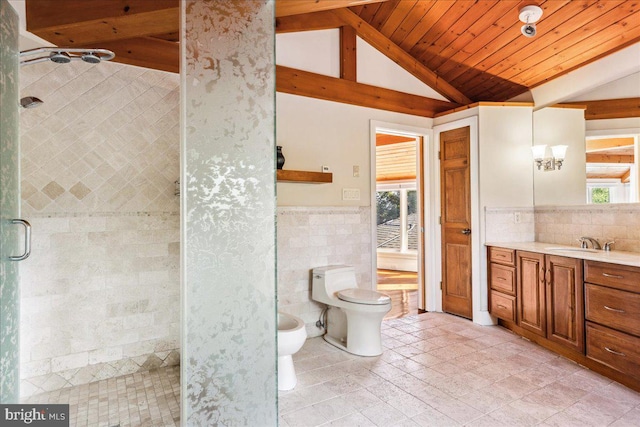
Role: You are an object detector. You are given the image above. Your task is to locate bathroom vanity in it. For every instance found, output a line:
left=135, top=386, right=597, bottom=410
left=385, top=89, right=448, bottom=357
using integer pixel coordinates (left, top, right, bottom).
left=486, top=242, right=640, bottom=392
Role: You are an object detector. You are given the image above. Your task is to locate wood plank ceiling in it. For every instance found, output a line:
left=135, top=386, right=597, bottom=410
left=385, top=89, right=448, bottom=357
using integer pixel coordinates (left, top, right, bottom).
left=24, top=0, right=640, bottom=117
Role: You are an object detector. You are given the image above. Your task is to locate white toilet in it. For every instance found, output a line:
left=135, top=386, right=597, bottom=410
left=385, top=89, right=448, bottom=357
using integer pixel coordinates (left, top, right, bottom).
left=312, top=265, right=391, bottom=357
left=277, top=311, right=307, bottom=391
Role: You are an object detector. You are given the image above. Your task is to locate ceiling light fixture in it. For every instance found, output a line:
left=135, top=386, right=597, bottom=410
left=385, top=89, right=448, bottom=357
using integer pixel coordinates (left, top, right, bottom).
left=519, top=5, right=543, bottom=38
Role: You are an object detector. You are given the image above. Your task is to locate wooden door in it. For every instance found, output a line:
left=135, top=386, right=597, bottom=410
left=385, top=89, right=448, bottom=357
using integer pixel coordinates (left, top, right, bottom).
left=440, top=126, right=472, bottom=319
left=517, top=251, right=546, bottom=337
left=546, top=255, right=584, bottom=352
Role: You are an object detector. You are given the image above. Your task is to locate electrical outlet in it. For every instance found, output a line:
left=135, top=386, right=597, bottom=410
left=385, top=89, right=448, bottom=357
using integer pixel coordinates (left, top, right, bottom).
left=514, top=212, right=522, bottom=224
left=342, top=188, right=360, bottom=201
left=353, top=165, right=360, bottom=177
left=322, top=165, right=330, bottom=173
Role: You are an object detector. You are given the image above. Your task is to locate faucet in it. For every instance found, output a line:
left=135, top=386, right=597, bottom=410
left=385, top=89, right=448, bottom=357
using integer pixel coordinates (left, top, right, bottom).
left=580, top=236, right=601, bottom=250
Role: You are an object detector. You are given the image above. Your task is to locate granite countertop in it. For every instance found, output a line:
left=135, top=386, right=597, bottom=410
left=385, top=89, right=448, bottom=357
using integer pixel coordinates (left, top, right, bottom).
left=485, top=241, right=640, bottom=268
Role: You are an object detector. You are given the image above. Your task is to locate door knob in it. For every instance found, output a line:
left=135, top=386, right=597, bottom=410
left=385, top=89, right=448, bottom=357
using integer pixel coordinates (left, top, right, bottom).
left=461, top=228, right=471, bottom=235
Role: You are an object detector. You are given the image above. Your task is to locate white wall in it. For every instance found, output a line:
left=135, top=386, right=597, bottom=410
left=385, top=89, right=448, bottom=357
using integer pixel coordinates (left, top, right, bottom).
left=276, top=93, right=432, bottom=207
left=533, top=107, right=586, bottom=206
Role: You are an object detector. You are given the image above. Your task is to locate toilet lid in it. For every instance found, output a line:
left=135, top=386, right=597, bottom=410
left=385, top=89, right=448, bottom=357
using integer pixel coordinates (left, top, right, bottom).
left=337, top=289, right=391, bottom=305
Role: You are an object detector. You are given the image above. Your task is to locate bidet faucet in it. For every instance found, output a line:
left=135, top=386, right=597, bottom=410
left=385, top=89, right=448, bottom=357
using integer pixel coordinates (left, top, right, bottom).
left=580, top=236, right=601, bottom=250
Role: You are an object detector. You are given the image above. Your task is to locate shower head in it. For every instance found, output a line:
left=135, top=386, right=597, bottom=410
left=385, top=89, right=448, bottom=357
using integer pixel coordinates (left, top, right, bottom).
left=81, top=52, right=102, bottom=64
left=49, top=51, right=71, bottom=64
left=20, top=47, right=115, bottom=67
left=20, top=96, right=44, bottom=109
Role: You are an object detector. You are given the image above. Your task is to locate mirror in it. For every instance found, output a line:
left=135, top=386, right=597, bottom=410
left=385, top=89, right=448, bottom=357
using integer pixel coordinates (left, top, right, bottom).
left=532, top=107, right=640, bottom=205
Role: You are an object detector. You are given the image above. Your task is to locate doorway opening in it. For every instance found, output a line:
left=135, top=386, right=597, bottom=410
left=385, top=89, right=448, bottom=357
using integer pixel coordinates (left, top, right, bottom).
left=373, top=129, right=424, bottom=319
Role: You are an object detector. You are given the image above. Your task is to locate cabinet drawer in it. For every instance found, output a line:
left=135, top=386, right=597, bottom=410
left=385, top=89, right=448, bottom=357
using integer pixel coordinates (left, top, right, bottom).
left=489, top=247, right=515, bottom=266
left=490, top=291, right=516, bottom=322
left=586, top=322, right=640, bottom=379
left=586, top=284, right=640, bottom=336
left=490, top=264, right=516, bottom=295
left=585, top=261, right=640, bottom=293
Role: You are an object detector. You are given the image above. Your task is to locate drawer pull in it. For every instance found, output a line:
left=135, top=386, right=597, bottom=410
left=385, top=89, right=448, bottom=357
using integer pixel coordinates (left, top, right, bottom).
left=497, top=277, right=506, bottom=281
left=603, top=305, right=625, bottom=313
left=604, top=347, right=626, bottom=357
left=602, top=272, right=624, bottom=279
left=497, top=304, right=508, bottom=310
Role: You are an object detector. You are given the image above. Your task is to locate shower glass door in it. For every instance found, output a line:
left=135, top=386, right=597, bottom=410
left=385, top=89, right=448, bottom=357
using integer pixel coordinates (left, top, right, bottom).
left=0, top=0, right=21, bottom=403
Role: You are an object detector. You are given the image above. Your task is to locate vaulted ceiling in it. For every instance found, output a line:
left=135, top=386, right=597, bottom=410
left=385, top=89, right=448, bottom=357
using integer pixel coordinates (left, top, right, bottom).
left=23, top=0, right=640, bottom=117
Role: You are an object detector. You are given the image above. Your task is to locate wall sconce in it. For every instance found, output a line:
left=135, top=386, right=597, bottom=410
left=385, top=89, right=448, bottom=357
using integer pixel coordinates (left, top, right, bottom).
left=532, top=144, right=568, bottom=171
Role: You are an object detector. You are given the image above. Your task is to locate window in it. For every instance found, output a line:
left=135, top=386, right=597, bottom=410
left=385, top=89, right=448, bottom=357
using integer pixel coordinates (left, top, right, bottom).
left=590, top=187, right=610, bottom=204
left=376, top=185, right=417, bottom=253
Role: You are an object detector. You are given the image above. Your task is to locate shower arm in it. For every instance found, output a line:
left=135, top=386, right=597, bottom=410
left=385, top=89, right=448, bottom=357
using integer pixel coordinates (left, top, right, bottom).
left=19, top=47, right=115, bottom=66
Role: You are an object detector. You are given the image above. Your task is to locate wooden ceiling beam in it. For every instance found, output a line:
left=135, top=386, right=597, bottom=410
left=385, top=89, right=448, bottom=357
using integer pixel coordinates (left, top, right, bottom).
left=586, top=137, right=635, bottom=152
left=340, top=26, right=357, bottom=81
left=585, top=153, right=635, bottom=164
left=277, top=65, right=457, bottom=118
left=331, top=8, right=472, bottom=105
left=97, top=37, right=179, bottom=74
left=276, top=11, right=346, bottom=33
left=581, top=98, right=640, bottom=120
left=621, top=169, right=631, bottom=184
left=276, top=0, right=390, bottom=18
left=26, top=0, right=179, bottom=46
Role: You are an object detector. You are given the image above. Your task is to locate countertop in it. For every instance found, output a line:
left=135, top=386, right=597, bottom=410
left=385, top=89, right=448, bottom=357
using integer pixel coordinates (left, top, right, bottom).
left=485, top=241, right=640, bottom=268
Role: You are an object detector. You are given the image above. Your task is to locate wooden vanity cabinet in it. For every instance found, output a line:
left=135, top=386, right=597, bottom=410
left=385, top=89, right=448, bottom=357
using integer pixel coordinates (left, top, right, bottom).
left=516, top=251, right=584, bottom=352
left=488, top=247, right=516, bottom=322
left=585, top=261, right=640, bottom=381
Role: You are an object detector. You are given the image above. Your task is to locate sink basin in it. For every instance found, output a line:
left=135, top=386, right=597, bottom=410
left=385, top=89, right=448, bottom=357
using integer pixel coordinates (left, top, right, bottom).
left=544, top=247, right=599, bottom=253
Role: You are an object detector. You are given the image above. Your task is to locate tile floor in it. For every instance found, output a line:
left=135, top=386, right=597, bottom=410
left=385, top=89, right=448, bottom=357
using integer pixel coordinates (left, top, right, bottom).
left=280, top=312, right=640, bottom=426
left=22, top=365, right=180, bottom=427
left=23, top=312, right=640, bottom=426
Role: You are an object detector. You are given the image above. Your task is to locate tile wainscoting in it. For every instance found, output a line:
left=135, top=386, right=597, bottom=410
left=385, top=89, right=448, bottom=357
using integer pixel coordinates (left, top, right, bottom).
left=277, top=206, right=373, bottom=338
left=19, top=212, right=180, bottom=397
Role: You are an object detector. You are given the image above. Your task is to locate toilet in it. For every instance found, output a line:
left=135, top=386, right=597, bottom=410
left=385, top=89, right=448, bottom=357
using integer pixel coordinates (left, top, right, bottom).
left=277, top=311, right=307, bottom=391
left=312, top=265, right=391, bottom=357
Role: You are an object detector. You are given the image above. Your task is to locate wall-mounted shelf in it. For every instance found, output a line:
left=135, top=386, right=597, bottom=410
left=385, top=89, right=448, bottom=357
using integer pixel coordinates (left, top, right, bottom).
left=277, top=169, right=333, bottom=183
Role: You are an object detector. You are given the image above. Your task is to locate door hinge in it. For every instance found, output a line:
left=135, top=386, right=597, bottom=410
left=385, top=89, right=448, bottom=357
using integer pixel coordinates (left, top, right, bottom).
left=440, top=281, right=443, bottom=290
left=438, top=216, right=442, bottom=225
left=438, top=151, right=441, bottom=160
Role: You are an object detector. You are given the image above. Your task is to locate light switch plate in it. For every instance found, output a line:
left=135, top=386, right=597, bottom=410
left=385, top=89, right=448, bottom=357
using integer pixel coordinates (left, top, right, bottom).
left=342, top=188, right=360, bottom=201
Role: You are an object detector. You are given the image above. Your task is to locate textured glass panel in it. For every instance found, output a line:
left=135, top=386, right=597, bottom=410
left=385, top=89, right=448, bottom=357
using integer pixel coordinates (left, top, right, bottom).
left=0, top=0, right=21, bottom=403
left=182, top=1, right=277, bottom=425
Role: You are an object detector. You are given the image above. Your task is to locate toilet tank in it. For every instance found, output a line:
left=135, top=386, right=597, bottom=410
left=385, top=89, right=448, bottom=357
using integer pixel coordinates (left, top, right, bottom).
left=312, top=265, right=357, bottom=304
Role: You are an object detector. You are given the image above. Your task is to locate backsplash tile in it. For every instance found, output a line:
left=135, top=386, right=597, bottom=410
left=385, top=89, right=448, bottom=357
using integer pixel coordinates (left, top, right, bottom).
left=535, top=204, right=640, bottom=252
left=277, top=206, right=373, bottom=338
left=485, top=207, right=535, bottom=243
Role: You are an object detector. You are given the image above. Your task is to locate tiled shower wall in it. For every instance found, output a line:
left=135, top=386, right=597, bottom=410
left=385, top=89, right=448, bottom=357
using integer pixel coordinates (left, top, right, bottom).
left=277, top=206, right=373, bottom=338
left=535, top=204, right=640, bottom=252
left=19, top=61, right=180, bottom=397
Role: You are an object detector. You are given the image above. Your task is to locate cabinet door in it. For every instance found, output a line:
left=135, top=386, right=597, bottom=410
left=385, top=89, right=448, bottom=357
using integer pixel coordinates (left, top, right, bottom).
left=546, top=255, right=584, bottom=352
left=517, top=251, right=546, bottom=337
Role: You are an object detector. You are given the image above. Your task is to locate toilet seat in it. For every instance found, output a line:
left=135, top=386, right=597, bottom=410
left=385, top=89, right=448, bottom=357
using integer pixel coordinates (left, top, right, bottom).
left=337, top=288, right=391, bottom=305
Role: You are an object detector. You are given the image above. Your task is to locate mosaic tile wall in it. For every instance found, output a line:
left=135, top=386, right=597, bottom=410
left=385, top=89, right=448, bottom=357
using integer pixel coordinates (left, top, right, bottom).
left=18, top=59, right=180, bottom=397
left=0, top=0, right=21, bottom=403
left=277, top=206, right=373, bottom=338
left=535, top=204, right=640, bottom=252
left=182, top=1, right=277, bottom=424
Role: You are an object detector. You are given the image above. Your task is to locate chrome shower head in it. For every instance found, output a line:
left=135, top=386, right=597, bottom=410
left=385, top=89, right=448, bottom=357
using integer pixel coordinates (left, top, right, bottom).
left=81, top=52, right=101, bottom=64
left=20, top=47, right=115, bottom=67
left=49, top=51, right=71, bottom=64
left=20, top=96, right=44, bottom=109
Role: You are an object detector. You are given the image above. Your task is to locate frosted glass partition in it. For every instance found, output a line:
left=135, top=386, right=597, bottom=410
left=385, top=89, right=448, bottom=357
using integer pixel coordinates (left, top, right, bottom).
left=182, top=1, right=277, bottom=425
left=0, top=0, right=20, bottom=403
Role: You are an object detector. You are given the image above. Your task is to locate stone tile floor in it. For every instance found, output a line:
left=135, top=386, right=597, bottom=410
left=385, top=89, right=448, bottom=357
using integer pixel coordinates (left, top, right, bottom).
left=280, top=312, right=640, bottom=426
left=22, top=365, right=180, bottom=427
left=23, top=312, right=640, bottom=426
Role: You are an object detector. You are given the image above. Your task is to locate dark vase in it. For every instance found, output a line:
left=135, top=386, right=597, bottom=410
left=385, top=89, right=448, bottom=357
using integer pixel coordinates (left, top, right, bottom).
left=276, top=146, right=285, bottom=170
